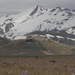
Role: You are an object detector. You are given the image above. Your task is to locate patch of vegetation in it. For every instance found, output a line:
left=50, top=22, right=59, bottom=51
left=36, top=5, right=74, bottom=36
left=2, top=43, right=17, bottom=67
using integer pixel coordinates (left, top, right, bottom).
left=0, top=38, right=47, bottom=55
left=0, top=37, right=11, bottom=46
left=40, top=40, right=73, bottom=55
left=71, top=48, right=75, bottom=55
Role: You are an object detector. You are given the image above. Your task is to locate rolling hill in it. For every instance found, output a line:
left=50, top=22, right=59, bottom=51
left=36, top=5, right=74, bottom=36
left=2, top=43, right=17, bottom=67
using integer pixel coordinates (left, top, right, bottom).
left=0, top=36, right=75, bottom=56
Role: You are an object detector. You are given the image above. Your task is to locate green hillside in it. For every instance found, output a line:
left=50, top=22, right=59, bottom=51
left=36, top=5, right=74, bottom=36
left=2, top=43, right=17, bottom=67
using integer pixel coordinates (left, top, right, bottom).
left=40, top=40, right=73, bottom=55
left=0, top=37, right=75, bottom=56
left=0, top=37, right=11, bottom=46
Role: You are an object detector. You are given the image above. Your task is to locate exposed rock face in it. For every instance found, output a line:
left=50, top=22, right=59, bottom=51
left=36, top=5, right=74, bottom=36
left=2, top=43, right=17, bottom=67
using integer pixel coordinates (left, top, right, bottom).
left=5, top=18, right=13, bottom=21
left=72, top=10, right=75, bottom=12
left=0, top=28, right=4, bottom=34
left=5, top=23, right=14, bottom=32
left=30, top=5, right=39, bottom=16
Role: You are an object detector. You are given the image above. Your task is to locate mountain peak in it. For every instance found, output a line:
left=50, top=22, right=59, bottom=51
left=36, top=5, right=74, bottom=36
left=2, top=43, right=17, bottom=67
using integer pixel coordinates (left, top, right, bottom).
left=56, top=7, right=61, bottom=9
left=34, top=5, right=45, bottom=11
left=30, top=5, right=45, bottom=16
left=37, top=5, right=45, bottom=10
left=50, top=7, right=72, bottom=13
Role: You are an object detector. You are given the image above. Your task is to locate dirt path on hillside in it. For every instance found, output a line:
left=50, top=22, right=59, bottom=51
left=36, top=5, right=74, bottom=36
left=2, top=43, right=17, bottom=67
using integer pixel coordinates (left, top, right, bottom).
left=0, top=41, right=14, bottom=48
left=41, top=50, right=52, bottom=55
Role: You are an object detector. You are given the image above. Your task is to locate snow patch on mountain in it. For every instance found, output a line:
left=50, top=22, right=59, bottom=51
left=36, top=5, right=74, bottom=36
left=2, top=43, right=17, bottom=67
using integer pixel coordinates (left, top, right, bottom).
left=56, top=36, right=64, bottom=39
left=46, top=34, right=54, bottom=39
left=66, top=27, right=75, bottom=35
left=67, top=37, right=75, bottom=41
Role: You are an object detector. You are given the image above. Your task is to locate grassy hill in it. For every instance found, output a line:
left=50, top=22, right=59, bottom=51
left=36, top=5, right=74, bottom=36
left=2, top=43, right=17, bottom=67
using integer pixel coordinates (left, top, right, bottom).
left=0, top=36, right=75, bottom=56
left=0, top=37, right=11, bottom=46
left=40, top=40, right=73, bottom=55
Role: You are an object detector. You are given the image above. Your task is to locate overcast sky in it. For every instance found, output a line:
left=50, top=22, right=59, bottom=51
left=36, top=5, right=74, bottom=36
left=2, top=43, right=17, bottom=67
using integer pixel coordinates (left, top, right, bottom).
left=0, top=0, right=75, bottom=16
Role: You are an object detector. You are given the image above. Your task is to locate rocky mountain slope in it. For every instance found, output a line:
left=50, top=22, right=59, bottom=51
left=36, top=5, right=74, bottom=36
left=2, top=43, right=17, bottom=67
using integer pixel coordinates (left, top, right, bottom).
left=0, top=5, right=75, bottom=43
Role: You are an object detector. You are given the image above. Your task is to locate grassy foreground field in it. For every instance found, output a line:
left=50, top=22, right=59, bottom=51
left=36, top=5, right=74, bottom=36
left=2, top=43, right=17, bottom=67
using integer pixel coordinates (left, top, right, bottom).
left=0, top=56, right=75, bottom=75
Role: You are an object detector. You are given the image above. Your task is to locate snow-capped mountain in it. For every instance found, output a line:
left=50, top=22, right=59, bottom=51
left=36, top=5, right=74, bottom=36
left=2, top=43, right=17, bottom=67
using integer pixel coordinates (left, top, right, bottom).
left=0, top=5, right=75, bottom=40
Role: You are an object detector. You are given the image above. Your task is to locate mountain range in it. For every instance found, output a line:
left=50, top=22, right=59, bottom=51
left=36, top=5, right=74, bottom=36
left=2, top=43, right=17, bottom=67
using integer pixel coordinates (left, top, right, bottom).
left=0, top=5, right=75, bottom=45
left=0, top=5, right=75, bottom=56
